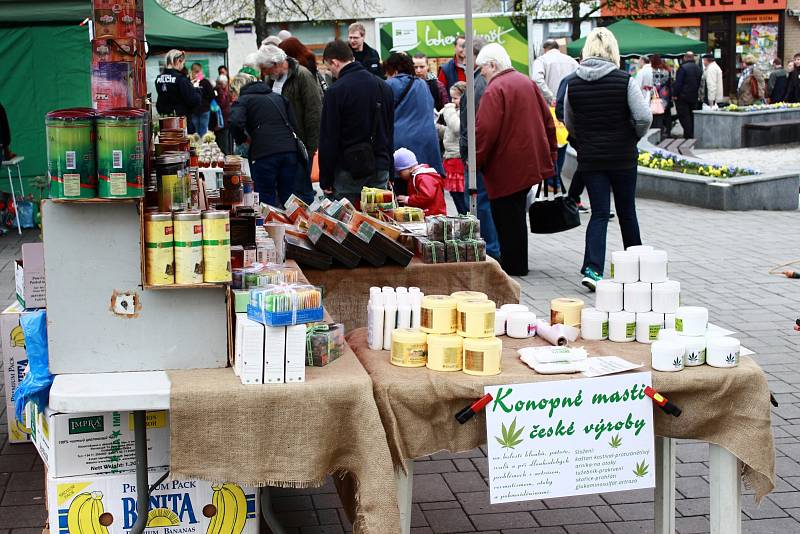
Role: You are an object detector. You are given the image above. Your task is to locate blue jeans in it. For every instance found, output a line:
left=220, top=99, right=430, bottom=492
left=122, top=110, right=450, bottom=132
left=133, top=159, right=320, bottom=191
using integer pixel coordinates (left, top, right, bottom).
left=581, top=167, right=642, bottom=276
left=464, top=169, right=500, bottom=259
left=251, top=151, right=299, bottom=207
left=191, top=111, right=210, bottom=137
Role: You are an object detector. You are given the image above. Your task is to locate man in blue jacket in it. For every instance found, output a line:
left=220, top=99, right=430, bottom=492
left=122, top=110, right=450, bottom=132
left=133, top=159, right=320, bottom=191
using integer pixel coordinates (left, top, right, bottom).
left=318, top=40, right=395, bottom=203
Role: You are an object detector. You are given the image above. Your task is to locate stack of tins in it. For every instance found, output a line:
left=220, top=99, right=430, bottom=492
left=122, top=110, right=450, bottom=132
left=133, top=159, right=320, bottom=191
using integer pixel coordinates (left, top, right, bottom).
left=143, top=210, right=231, bottom=286
left=95, top=109, right=146, bottom=198
left=46, top=109, right=98, bottom=199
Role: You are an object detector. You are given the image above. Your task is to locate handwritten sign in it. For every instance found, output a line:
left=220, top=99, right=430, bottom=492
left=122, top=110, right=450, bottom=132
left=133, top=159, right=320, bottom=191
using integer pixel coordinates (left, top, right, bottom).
left=484, top=372, right=655, bottom=504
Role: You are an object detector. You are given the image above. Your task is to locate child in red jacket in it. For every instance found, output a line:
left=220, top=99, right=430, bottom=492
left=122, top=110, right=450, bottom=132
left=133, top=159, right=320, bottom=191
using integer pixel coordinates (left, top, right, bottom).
left=393, top=148, right=447, bottom=216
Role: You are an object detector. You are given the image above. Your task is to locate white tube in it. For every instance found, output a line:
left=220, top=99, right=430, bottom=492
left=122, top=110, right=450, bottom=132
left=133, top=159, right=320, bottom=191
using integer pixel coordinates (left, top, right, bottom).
left=536, top=320, right=579, bottom=346
left=368, top=293, right=385, bottom=350
left=397, top=292, right=412, bottom=329
left=410, top=291, right=423, bottom=330
left=382, top=292, right=397, bottom=351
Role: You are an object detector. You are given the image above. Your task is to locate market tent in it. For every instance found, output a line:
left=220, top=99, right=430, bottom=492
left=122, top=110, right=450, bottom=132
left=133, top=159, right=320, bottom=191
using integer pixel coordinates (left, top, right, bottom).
left=567, top=19, right=707, bottom=58
left=0, top=0, right=227, bottom=187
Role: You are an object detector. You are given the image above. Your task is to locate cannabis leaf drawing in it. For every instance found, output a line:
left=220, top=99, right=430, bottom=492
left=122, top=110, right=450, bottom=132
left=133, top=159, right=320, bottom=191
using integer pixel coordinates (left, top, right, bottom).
left=495, top=417, right=525, bottom=449
left=687, top=352, right=698, bottom=363
left=672, top=357, right=683, bottom=368
left=608, top=434, right=622, bottom=449
left=633, top=460, right=649, bottom=478
left=726, top=354, right=737, bottom=365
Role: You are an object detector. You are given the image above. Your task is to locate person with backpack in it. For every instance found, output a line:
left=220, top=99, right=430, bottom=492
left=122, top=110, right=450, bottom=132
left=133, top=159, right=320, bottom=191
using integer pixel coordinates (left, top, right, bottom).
left=738, top=54, right=766, bottom=106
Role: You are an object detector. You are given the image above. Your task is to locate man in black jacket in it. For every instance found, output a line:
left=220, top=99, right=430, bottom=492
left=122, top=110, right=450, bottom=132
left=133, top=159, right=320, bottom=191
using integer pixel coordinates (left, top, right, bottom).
left=155, top=50, right=201, bottom=132
left=672, top=51, right=702, bottom=138
left=348, top=23, right=383, bottom=78
left=318, top=40, right=394, bottom=203
left=783, top=52, right=800, bottom=103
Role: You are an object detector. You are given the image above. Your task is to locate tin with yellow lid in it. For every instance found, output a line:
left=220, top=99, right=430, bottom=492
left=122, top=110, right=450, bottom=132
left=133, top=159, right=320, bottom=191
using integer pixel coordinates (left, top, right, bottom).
left=463, top=337, right=502, bottom=376
left=420, top=295, right=457, bottom=334
left=427, top=334, right=463, bottom=372
left=391, top=329, right=428, bottom=367
left=457, top=299, right=496, bottom=338
left=450, top=291, right=488, bottom=304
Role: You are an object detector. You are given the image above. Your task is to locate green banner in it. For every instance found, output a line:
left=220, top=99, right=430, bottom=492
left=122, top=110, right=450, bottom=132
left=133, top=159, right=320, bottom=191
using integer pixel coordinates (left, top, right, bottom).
left=379, top=16, right=529, bottom=74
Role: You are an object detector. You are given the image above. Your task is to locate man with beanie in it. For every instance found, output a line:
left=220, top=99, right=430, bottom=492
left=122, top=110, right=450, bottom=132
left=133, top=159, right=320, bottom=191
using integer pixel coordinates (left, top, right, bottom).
left=393, top=148, right=446, bottom=216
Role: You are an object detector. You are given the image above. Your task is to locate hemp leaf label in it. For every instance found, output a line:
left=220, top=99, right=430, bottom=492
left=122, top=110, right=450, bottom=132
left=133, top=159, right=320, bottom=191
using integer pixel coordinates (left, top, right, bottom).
left=633, top=460, right=650, bottom=478
left=495, top=417, right=525, bottom=449
left=609, top=434, right=622, bottom=449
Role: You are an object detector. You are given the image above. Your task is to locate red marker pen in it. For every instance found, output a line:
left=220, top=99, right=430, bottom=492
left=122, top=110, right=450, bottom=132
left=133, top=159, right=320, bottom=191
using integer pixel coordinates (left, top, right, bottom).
left=644, top=386, right=681, bottom=417
left=455, top=393, right=493, bottom=424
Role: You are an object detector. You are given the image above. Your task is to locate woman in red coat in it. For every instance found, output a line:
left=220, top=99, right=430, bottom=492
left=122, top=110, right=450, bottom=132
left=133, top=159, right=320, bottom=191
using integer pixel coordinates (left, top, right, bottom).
left=475, top=43, right=558, bottom=276
left=393, top=148, right=447, bottom=216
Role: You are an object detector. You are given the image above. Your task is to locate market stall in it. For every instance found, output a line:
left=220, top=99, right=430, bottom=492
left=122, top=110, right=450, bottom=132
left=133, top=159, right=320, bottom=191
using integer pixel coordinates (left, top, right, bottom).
left=567, top=19, right=707, bottom=58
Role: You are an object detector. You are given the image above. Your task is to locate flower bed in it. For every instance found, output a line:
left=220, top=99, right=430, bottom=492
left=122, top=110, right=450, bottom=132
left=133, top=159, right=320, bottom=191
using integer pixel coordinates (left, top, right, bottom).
left=722, top=102, right=800, bottom=113
left=637, top=151, right=756, bottom=179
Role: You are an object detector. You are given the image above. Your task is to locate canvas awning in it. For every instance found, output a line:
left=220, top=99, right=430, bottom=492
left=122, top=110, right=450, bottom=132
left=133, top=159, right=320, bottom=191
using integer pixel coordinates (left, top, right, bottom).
left=567, top=19, right=706, bottom=58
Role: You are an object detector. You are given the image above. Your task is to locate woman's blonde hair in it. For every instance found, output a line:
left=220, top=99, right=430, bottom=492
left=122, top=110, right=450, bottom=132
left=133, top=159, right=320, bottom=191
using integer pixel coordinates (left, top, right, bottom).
left=582, top=28, right=620, bottom=67
left=165, top=49, right=185, bottom=68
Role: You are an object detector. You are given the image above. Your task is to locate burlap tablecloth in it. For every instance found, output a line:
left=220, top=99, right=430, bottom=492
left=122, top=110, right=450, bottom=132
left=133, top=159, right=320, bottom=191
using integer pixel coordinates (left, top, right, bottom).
left=168, top=345, right=400, bottom=533
left=304, top=257, right=521, bottom=331
left=347, top=328, right=776, bottom=501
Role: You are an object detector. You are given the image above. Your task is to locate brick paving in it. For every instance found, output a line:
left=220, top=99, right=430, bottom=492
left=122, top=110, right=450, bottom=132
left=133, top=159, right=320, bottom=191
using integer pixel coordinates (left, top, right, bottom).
left=1, top=197, right=799, bottom=533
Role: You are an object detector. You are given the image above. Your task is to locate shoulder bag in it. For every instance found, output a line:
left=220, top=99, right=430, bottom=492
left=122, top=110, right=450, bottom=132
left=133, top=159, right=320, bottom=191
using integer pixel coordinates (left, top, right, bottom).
left=528, top=178, right=581, bottom=234
left=650, top=89, right=665, bottom=115
left=266, top=95, right=309, bottom=168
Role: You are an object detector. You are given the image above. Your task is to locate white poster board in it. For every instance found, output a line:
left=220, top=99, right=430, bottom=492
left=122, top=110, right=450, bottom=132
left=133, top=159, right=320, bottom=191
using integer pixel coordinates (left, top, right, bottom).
left=484, top=372, right=655, bottom=504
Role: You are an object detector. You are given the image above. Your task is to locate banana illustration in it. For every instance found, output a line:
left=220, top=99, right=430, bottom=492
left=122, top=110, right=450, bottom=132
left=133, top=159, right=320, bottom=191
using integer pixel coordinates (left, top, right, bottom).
left=10, top=325, right=24, bottom=348
left=206, top=483, right=247, bottom=534
left=67, top=491, right=109, bottom=534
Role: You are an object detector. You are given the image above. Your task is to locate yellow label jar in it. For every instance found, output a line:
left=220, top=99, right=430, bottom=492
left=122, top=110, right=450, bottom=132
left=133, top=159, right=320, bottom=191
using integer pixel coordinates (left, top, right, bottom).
left=173, top=211, right=203, bottom=285
left=202, top=210, right=232, bottom=283
left=450, top=291, right=488, bottom=304
left=463, top=337, right=502, bottom=376
left=391, top=329, right=428, bottom=367
left=427, top=334, right=463, bottom=372
left=420, top=295, right=457, bottom=334
left=144, top=212, right=174, bottom=286
left=550, top=297, right=585, bottom=328
left=457, top=299, right=496, bottom=338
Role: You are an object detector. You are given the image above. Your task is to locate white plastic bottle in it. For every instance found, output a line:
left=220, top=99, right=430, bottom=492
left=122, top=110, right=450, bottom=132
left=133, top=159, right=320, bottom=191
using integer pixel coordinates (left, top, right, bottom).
left=383, top=291, right=398, bottom=351
left=397, top=292, right=412, bottom=329
left=409, top=288, right=422, bottom=330
left=368, top=292, right=385, bottom=350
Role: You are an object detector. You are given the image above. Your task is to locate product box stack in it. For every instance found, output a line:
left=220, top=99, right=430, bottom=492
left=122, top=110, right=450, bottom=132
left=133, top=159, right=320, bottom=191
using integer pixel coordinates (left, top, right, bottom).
left=0, top=243, right=47, bottom=444
left=581, top=245, right=742, bottom=372
left=91, top=0, right=147, bottom=110
left=417, top=216, right=487, bottom=264
left=369, top=288, right=504, bottom=376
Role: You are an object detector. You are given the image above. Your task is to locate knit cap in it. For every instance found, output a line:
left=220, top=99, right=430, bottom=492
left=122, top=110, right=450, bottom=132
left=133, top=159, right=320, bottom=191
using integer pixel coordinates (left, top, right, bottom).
left=393, top=148, right=418, bottom=171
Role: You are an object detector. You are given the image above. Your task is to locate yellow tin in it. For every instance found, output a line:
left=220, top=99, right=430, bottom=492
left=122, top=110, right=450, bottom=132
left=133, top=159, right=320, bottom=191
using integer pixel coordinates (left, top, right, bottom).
left=457, top=299, right=496, bottom=338
left=202, top=210, right=232, bottom=283
left=550, top=297, right=585, bottom=328
left=450, top=291, right=488, bottom=304
left=173, top=211, right=203, bottom=285
left=426, top=334, right=463, bottom=372
left=420, top=295, right=457, bottom=334
left=390, top=329, right=428, bottom=367
left=463, top=337, right=502, bottom=376
left=144, top=212, right=174, bottom=286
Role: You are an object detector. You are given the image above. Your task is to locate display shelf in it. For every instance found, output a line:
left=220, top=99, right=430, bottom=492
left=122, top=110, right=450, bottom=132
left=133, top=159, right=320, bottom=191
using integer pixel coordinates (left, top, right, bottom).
left=49, top=197, right=143, bottom=204
left=143, top=282, right=228, bottom=290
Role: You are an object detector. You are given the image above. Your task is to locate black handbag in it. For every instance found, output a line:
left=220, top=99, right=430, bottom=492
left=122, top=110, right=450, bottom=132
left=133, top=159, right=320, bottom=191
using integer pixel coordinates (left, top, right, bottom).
left=528, top=178, right=581, bottom=234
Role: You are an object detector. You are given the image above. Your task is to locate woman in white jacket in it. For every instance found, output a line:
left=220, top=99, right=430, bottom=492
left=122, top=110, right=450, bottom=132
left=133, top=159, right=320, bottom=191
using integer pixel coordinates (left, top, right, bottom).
left=440, top=81, right=468, bottom=214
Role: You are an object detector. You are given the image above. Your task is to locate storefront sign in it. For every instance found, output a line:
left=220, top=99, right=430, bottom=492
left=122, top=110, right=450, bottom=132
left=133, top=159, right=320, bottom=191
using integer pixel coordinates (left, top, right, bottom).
left=736, top=13, right=780, bottom=22
left=484, top=372, right=655, bottom=504
left=377, top=15, right=530, bottom=74
left=602, top=0, right=786, bottom=16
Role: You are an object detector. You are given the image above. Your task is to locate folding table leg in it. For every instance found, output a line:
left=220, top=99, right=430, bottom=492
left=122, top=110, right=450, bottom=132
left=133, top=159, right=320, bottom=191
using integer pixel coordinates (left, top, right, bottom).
left=396, top=459, right=415, bottom=534
left=654, top=436, right=676, bottom=534
left=710, top=444, right=741, bottom=534
left=260, top=488, right=288, bottom=534
left=7, top=166, right=20, bottom=235
left=131, top=410, right=149, bottom=534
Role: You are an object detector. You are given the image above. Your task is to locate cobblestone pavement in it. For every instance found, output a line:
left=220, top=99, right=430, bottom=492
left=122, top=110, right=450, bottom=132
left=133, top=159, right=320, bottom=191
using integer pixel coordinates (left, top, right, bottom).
left=1, top=197, right=799, bottom=533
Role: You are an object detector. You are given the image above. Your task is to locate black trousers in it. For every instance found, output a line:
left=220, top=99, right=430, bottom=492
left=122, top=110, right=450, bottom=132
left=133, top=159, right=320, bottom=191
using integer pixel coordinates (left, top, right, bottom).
left=568, top=171, right=584, bottom=203
left=489, top=187, right=530, bottom=277
left=675, top=101, right=696, bottom=138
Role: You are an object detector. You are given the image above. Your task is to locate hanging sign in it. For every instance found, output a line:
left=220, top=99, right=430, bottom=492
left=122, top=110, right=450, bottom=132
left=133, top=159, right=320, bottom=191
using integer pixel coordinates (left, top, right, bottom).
left=484, top=372, right=655, bottom=504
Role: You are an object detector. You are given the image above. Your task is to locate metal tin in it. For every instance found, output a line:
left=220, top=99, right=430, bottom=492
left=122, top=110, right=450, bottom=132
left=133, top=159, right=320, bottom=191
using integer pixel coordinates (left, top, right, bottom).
left=46, top=108, right=97, bottom=198
left=96, top=109, right=145, bottom=198
left=155, top=152, right=188, bottom=212
left=202, top=210, right=231, bottom=283
left=462, top=337, right=502, bottom=376
left=144, top=212, right=174, bottom=286
left=173, top=211, right=203, bottom=284
left=420, top=295, right=457, bottom=334
left=457, top=299, right=496, bottom=338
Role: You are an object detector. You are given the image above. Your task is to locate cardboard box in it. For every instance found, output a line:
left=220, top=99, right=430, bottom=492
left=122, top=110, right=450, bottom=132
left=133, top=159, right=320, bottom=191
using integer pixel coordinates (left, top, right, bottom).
left=28, top=405, right=169, bottom=479
left=285, top=325, right=306, bottom=383
left=264, top=325, right=286, bottom=384
left=1, top=303, right=32, bottom=443
left=48, top=470, right=259, bottom=534
left=15, top=243, right=46, bottom=309
left=240, top=318, right=265, bottom=385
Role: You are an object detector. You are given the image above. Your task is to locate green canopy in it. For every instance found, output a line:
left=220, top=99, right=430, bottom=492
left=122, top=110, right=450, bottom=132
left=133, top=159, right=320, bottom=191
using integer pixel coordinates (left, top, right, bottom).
left=567, top=19, right=706, bottom=58
left=144, top=0, right=228, bottom=51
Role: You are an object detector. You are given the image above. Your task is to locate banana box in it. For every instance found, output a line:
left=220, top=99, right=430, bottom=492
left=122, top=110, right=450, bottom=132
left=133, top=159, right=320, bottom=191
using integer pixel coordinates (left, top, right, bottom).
left=0, top=302, right=33, bottom=443
left=28, top=405, right=170, bottom=479
left=48, top=470, right=260, bottom=534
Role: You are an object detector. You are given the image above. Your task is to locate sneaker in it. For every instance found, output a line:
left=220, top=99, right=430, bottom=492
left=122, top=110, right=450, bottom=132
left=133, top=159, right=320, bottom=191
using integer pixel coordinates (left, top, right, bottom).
left=609, top=210, right=616, bottom=219
left=581, top=268, right=602, bottom=292
left=576, top=202, right=589, bottom=214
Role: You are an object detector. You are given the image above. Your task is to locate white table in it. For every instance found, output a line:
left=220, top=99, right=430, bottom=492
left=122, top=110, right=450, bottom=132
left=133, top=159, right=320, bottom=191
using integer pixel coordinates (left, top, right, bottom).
left=1, top=156, right=24, bottom=235
left=395, top=437, right=742, bottom=534
left=49, top=371, right=289, bottom=534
